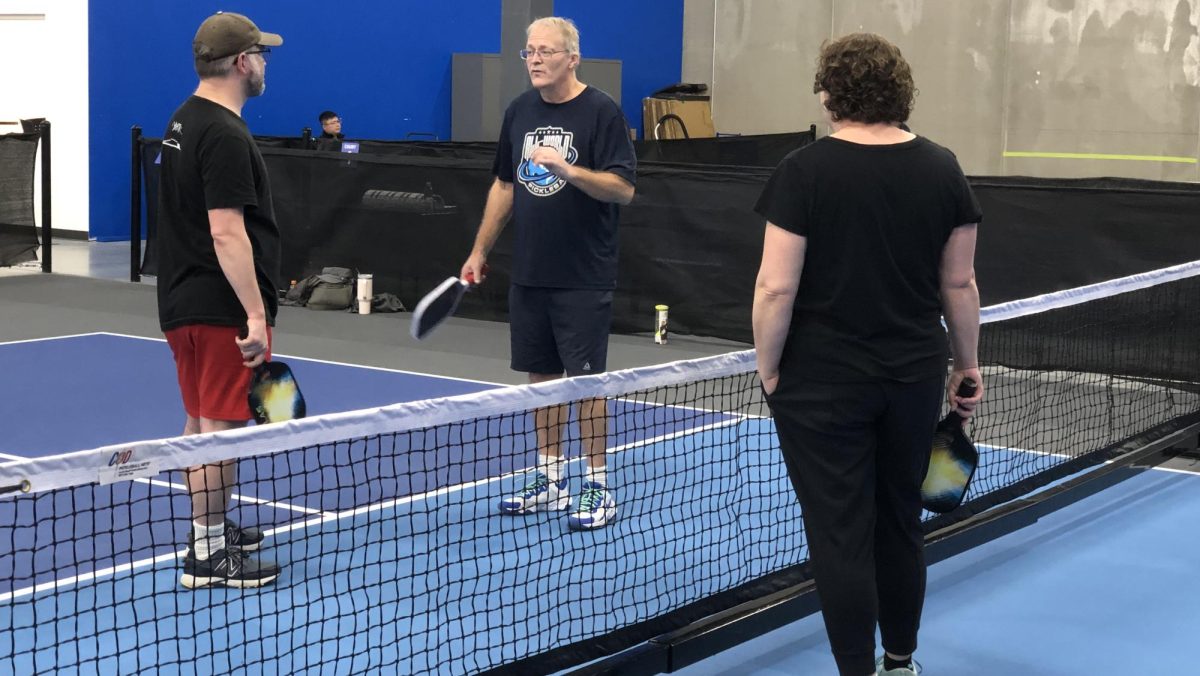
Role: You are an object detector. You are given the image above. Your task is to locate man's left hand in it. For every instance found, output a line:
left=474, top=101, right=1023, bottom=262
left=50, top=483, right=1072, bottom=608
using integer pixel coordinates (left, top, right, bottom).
left=529, top=146, right=574, bottom=180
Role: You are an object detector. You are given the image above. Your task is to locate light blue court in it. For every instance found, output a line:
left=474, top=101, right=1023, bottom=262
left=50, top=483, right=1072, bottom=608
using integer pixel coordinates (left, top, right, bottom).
left=675, top=465, right=1200, bottom=675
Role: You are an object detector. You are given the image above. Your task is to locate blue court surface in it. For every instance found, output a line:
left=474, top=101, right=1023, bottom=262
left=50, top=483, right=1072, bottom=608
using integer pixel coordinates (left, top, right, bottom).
left=673, top=467, right=1200, bottom=675
left=0, top=332, right=498, bottom=458
left=1, top=333, right=1196, bottom=674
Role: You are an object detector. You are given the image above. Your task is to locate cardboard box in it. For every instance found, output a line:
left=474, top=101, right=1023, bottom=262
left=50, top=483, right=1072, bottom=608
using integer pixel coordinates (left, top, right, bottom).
left=642, top=98, right=716, bottom=140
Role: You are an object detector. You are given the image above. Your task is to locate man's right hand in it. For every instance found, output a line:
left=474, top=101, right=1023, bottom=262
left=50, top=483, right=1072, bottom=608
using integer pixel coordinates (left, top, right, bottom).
left=461, top=253, right=488, bottom=285
left=237, top=317, right=269, bottom=367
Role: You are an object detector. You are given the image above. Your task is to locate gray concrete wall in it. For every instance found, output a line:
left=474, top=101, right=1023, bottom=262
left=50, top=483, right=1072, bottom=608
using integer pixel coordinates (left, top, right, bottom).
left=682, top=0, right=716, bottom=86
left=685, top=0, right=1200, bottom=179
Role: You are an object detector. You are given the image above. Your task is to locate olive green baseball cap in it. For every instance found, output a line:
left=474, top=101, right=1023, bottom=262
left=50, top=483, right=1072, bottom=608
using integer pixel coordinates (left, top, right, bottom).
left=193, top=11, right=283, bottom=61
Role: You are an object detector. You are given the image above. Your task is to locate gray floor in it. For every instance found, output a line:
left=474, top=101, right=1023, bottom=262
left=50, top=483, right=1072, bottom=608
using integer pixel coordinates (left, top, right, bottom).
left=1, top=239, right=748, bottom=385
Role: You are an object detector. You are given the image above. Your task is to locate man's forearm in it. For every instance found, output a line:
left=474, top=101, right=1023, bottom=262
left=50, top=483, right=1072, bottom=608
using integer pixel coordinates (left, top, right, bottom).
left=472, top=181, right=514, bottom=255
left=564, top=167, right=634, bottom=204
left=942, top=281, right=980, bottom=369
left=213, top=231, right=266, bottom=321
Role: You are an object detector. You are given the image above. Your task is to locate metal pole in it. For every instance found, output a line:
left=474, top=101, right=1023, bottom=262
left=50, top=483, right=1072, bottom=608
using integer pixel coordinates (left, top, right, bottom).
left=39, top=121, right=51, bottom=273
left=130, top=126, right=143, bottom=282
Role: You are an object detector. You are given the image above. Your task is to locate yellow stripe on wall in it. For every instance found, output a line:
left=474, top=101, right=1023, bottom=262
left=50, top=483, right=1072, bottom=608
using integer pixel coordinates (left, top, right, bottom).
left=1003, top=151, right=1198, bottom=164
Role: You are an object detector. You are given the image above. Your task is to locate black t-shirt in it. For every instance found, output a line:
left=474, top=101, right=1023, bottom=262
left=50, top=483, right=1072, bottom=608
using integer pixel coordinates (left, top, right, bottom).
left=494, top=86, right=636, bottom=289
left=156, top=96, right=281, bottom=331
left=755, top=135, right=982, bottom=382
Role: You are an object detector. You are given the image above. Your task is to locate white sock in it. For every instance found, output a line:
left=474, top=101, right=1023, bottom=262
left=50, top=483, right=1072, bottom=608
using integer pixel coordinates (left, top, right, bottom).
left=193, top=520, right=226, bottom=560
left=586, top=466, right=607, bottom=487
left=538, top=456, right=564, bottom=483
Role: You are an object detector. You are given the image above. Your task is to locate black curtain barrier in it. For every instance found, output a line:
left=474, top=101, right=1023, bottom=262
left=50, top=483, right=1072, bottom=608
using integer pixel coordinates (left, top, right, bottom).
left=136, top=133, right=1200, bottom=346
left=635, top=128, right=817, bottom=166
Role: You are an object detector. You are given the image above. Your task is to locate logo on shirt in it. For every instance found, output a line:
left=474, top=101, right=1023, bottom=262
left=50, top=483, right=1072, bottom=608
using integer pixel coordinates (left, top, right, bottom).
left=517, top=126, right=578, bottom=197
left=163, top=120, right=183, bottom=151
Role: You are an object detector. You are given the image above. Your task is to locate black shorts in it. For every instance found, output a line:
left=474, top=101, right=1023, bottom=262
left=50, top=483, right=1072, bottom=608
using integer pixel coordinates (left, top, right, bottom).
left=509, top=285, right=613, bottom=376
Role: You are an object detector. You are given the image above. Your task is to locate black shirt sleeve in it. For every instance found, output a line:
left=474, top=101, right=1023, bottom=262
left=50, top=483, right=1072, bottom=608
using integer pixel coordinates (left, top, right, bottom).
left=754, top=154, right=810, bottom=235
left=493, top=106, right=515, bottom=183
left=593, top=105, right=636, bottom=186
left=199, top=131, right=258, bottom=211
left=951, top=164, right=983, bottom=228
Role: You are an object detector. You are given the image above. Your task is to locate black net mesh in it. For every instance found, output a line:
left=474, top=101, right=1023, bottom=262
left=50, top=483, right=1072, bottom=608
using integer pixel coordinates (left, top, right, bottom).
left=2, top=269, right=1199, bottom=673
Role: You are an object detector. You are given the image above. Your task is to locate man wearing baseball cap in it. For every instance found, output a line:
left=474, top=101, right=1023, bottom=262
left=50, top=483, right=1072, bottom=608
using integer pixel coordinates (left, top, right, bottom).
left=156, top=11, right=284, bottom=589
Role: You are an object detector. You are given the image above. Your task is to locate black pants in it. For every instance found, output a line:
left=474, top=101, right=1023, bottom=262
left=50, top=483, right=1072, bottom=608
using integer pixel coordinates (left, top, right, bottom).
left=767, top=376, right=943, bottom=676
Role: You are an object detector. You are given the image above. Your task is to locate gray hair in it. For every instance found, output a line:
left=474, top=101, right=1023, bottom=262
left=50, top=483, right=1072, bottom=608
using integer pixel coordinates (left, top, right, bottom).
left=194, top=53, right=237, bottom=79
left=527, top=17, right=580, bottom=56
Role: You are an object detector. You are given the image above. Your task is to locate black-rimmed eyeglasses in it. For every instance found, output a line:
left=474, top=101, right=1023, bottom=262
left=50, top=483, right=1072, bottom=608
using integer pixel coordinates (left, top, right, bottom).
left=245, top=47, right=271, bottom=63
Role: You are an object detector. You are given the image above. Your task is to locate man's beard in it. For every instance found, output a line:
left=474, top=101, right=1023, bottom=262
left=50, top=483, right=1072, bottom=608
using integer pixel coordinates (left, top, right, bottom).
left=245, top=72, right=266, bottom=98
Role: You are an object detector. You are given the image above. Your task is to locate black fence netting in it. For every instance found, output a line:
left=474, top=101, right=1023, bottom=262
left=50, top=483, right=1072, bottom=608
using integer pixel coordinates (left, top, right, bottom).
left=0, top=132, right=39, bottom=267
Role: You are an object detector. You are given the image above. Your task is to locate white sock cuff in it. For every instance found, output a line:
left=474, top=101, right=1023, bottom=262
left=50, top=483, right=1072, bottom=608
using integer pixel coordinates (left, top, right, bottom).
left=538, top=456, right=564, bottom=482
left=586, top=466, right=607, bottom=487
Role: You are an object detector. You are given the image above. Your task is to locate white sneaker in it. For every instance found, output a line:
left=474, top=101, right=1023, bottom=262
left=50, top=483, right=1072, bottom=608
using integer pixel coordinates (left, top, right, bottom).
left=875, top=656, right=920, bottom=675
left=497, top=472, right=570, bottom=514
left=567, top=481, right=617, bottom=530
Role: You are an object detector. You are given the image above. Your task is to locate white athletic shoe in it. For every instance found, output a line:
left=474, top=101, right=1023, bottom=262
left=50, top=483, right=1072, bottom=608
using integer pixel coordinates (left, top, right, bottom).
left=497, top=472, right=570, bottom=514
left=567, top=481, right=617, bottom=530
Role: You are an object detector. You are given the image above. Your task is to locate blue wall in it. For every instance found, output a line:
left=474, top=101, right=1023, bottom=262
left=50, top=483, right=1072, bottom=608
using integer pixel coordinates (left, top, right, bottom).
left=88, top=1, right=683, bottom=241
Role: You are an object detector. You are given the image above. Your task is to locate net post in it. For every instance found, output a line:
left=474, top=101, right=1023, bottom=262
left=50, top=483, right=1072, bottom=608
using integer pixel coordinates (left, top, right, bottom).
left=130, top=126, right=143, bottom=282
left=301, top=126, right=312, bottom=149
left=38, top=120, right=51, bottom=273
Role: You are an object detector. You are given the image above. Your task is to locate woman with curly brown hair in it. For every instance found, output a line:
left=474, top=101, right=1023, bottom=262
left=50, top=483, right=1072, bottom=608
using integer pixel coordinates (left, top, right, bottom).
left=752, top=33, right=984, bottom=676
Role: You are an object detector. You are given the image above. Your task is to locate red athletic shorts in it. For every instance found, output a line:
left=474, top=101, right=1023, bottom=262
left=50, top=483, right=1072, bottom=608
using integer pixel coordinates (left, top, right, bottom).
left=164, top=324, right=272, bottom=421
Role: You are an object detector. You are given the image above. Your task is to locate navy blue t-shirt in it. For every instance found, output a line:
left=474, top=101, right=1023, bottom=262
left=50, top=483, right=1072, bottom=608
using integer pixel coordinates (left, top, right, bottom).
left=494, top=86, right=636, bottom=289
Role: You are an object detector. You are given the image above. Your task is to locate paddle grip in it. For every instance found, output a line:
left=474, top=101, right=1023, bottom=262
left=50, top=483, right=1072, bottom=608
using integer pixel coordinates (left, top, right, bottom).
left=943, top=377, right=978, bottom=427
left=463, top=263, right=489, bottom=286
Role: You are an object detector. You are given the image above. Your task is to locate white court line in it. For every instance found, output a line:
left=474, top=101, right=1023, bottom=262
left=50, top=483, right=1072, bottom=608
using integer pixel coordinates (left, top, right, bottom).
left=93, top=332, right=508, bottom=387
left=0, top=416, right=746, bottom=602
left=0, top=549, right=192, bottom=604
left=1152, top=465, right=1200, bottom=476
left=267, top=417, right=747, bottom=537
left=135, top=478, right=327, bottom=516
left=0, top=332, right=111, bottom=347
left=979, top=443, right=1071, bottom=461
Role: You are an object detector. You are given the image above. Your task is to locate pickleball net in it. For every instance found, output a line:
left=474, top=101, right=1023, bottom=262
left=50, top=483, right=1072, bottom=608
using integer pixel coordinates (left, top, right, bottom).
left=2, top=260, right=1199, bottom=675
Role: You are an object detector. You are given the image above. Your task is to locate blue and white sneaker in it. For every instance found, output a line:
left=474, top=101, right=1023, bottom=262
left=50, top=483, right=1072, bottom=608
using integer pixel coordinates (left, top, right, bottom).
left=498, top=472, right=570, bottom=514
left=567, top=481, right=617, bottom=530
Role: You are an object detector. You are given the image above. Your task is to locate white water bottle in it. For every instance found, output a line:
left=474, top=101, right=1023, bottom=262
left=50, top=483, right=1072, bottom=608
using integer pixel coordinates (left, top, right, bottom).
left=357, top=273, right=373, bottom=315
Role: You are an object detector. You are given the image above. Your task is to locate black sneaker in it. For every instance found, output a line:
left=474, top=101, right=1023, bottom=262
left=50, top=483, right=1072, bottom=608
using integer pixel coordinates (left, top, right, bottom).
left=187, top=519, right=265, bottom=552
left=180, top=548, right=281, bottom=589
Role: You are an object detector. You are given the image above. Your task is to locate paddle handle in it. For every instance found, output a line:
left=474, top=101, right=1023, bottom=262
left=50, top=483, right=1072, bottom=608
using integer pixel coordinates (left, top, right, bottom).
left=463, top=263, right=489, bottom=286
left=236, top=325, right=270, bottom=374
left=945, top=378, right=978, bottom=426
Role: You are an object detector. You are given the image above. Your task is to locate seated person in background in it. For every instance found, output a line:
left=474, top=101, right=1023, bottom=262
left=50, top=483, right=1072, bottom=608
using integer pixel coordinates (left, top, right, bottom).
left=318, top=110, right=343, bottom=139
